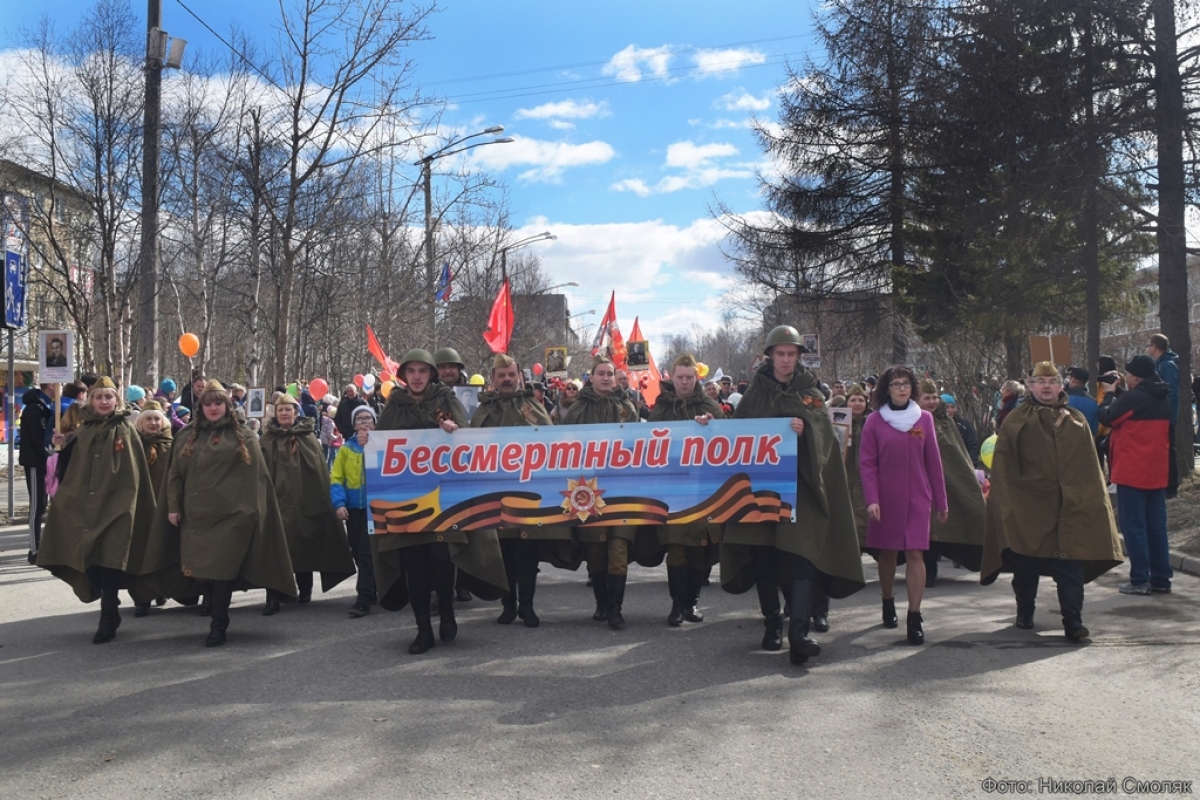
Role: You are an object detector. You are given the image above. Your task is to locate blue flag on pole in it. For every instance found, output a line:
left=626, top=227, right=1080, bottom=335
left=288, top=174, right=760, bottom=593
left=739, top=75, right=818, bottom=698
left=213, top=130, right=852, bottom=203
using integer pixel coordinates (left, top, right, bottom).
left=435, top=262, right=451, bottom=302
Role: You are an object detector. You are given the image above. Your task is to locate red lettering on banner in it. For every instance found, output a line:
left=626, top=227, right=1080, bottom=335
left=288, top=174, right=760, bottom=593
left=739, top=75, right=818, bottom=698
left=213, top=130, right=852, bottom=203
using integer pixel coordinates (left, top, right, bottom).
left=381, top=438, right=408, bottom=476
left=755, top=434, right=782, bottom=465
left=431, top=445, right=451, bottom=475
left=548, top=440, right=583, bottom=471
left=521, top=442, right=548, bottom=482
left=470, top=444, right=498, bottom=473
left=410, top=445, right=432, bottom=476
left=682, top=436, right=705, bottom=466
left=706, top=436, right=730, bottom=465
left=631, top=437, right=645, bottom=467
left=583, top=440, right=610, bottom=469
left=611, top=440, right=634, bottom=468
left=451, top=445, right=471, bottom=472
left=729, top=436, right=755, bottom=464
left=501, top=443, right=523, bottom=473
left=647, top=429, right=670, bottom=467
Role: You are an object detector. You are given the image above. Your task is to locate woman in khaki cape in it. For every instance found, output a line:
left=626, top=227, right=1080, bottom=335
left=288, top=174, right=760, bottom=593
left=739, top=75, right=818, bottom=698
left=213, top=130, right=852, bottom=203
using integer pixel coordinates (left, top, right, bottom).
left=132, top=401, right=174, bottom=617
left=259, top=393, right=355, bottom=615
left=146, top=381, right=298, bottom=647
left=720, top=326, right=866, bottom=666
left=37, top=377, right=159, bottom=644
left=981, top=362, right=1123, bottom=641
left=374, top=349, right=507, bottom=655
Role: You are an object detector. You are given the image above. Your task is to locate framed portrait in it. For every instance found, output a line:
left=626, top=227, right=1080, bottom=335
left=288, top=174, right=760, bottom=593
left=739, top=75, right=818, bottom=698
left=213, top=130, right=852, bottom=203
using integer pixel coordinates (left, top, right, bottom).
left=39, top=330, right=74, bottom=383
left=626, top=340, right=650, bottom=370
left=544, top=346, right=569, bottom=378
left=801, top=353, right=822, bottom=370
left=827, top=407, right=852, bottom=462
left=453, top=385, right=482, bottom=422
left=246, top=387, right=267, bottom=418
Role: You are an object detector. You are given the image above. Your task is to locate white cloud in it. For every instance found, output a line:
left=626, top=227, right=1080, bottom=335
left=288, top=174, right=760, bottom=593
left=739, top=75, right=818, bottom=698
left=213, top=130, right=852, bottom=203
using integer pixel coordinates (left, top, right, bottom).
left=665, top=140, right=739, bottom=169
left=602, top=45, right=673, bottom=82
left=549, top=120, right=575, bottom=131
left=716, top=90, right=771, bottom=112
left=692, top=48, right=767, bottom=78
left=467, top=136, right=615, bottom=183
left=514, top=99, right=609, bottom=121
left=610, top=178, right=652, bottom=197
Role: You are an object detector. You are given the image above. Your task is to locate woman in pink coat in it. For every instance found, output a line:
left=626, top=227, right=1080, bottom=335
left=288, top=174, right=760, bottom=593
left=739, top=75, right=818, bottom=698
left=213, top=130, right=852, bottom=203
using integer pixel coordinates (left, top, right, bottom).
left=859, top=365, right=948, bottom=645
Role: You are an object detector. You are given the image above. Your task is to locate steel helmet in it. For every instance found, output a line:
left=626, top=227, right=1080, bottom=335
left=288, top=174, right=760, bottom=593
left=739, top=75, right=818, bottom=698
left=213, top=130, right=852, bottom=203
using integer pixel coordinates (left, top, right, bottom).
left=398, top=348, right=438, bottom=373
left=763, top=325, right=804, bottom=354
left=433, top=347, right=466, bottom=368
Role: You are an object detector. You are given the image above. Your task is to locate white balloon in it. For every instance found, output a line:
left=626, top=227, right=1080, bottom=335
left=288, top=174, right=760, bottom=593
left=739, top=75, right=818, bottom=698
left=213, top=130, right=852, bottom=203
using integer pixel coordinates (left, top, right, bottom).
left=362, top=374, right=376, bottom=389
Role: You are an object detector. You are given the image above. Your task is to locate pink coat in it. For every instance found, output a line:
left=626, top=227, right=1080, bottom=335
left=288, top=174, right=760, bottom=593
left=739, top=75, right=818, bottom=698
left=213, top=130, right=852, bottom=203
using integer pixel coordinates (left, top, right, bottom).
left=859, top=408, right=947, bottom=551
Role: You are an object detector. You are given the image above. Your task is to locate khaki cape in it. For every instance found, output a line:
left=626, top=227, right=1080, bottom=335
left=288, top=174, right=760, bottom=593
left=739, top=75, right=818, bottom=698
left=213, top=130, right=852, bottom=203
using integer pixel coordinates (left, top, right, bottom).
left=38, top=408, right=161, bottom=603
left=143, top=416, right=298, bottom=600
left=721, top=364, right=866, bottom=599
left=649, top=380, right=725, bottom=559
left=845, top=414, right=868, bottom=545
left=141, top=430, right=173, bottom=503
left=261, top=417, right=356, bottom=591
left=374, top=382, right=507, bottom=610
left=981, top=394, right=1123, bottom=585
left=930, top=406, right=986, bottom=571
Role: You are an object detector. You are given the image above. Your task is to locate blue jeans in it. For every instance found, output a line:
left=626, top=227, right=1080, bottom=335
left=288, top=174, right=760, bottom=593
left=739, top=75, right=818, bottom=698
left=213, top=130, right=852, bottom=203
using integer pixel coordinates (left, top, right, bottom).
left=1116, top=484, right=1173, bottom=589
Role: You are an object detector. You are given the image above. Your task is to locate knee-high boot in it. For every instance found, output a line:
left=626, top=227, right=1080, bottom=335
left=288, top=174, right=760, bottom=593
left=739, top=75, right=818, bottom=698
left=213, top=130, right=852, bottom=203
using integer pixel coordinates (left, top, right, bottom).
left=1013, top=581, right=1037, bottom=629
left=206, top=581, right=233, bottom=647
left=497, top=543, right=520, bottom=625
left=753, top=551, right=782, bottom=651
left=808, top=582, right=829, bottom=633
left=683, top=567, right=706, bottom=623
left=666, top=566, right=687, bottom=626
left=607, top=574, right=627, bottom=629
left=787, top=578, right=821, bottom=664
left=1057, top=583, right=1089, bottom=641
left=516, top=557, right=540, bottom=628
left=93, top=574, right=122, bottom=645
left=590, top=572, right=608, bottom=621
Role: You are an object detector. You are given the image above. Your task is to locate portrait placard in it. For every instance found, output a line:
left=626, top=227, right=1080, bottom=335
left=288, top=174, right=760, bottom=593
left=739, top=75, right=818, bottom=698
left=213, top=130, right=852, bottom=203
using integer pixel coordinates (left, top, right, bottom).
left=626, top=340, right=650, bottom=370
left=246, top=388, right=267, bottom=418
left=544, top=346, right=568, bottom=377
left=39, top=330, right=74, bottom=383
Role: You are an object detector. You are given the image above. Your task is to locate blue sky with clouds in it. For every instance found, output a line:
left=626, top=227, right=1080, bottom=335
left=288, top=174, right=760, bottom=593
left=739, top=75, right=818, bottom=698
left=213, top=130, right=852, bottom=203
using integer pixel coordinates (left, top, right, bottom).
left=2, top=0, right=818, bottom=346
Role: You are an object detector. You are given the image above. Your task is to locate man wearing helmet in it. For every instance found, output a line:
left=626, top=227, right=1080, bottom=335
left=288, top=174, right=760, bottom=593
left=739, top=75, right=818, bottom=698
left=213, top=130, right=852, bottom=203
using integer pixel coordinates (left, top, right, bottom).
left=720, top=325, right=866, bottom=666
left=434, top=347, right=468, bottom=386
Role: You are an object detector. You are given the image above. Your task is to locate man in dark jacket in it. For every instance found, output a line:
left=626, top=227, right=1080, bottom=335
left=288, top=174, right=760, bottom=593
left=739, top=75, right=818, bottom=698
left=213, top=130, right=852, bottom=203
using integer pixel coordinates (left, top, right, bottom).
left=943, top=394, right=981, bottom=468
left=1098, top=354, right=1173, bottom=595
left=1065, top=367, right=1099, bottom=435
left=19, top=385, right=55, bottom=563
left=332, top=384, right=366, bottom=440
left=1145, top=333, right=1180, bottom=422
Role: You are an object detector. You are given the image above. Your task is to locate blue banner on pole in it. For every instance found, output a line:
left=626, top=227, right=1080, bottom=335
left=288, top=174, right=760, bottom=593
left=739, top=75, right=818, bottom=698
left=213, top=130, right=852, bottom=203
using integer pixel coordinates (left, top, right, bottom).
left=364, top=419, right=798, bottom=534
left=4, top=250, right=26, bottom=329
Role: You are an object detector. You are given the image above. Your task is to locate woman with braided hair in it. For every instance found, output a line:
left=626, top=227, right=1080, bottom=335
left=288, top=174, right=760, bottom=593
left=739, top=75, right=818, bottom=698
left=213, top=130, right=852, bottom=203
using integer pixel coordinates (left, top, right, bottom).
left=147, top=381, right=297, bottom=647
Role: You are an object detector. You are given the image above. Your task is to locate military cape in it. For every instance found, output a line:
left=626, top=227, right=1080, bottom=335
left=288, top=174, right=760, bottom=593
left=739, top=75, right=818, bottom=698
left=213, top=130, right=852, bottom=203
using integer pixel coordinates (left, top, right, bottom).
left=142, top=415, right=298, bottom=600
left=845, top=414, right=869, bottom=546
left=929, top=404, right=985, bottom=571
left=373, top=383, right=507, bottom=609
left=648, top=380, right=725, bottom=559
left=141, top=429, right=174, bottom=504
left=720, top=363, right=866, bottom=599
left=981, top=392, right=1122, bottom=584
left=38, top=407, right=161, bottom=603
left=260, top=416, right=356, bottom=591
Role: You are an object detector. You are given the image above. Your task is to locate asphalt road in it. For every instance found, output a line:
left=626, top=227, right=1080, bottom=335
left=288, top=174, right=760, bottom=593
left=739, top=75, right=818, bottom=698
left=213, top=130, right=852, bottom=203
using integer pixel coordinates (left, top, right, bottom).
left=2, top=524, right=1197, bottom=799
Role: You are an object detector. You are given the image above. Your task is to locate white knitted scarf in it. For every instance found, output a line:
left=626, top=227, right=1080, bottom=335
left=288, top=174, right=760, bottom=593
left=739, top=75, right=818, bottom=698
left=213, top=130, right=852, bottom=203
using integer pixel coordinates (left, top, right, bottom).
left=878, top=400, right=921, bottom=433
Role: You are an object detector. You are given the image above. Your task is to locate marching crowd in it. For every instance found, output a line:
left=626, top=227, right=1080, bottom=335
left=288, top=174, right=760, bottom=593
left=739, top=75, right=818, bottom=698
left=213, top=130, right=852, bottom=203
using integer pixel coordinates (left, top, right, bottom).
left=15, top=326, right=1176, bottom=666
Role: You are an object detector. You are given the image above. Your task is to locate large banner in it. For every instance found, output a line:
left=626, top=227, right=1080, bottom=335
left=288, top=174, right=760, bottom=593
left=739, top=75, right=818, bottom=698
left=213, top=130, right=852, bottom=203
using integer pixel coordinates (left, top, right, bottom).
left=364, top=419, right=798, bottom=534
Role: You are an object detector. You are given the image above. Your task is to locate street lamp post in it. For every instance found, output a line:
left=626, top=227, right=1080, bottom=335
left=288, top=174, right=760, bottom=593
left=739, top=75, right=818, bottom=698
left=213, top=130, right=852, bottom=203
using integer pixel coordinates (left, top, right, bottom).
left=498, top=231, right=556, bottom=283
left=566, top=309, right=595, bottom=352
left=417, top=126, right=513, bottom=341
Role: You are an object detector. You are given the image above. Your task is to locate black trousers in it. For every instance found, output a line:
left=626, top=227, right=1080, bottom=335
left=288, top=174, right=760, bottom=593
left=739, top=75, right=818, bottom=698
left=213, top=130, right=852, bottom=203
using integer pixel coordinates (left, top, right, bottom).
left=346, top=509, right=377, bottom=604
left=25, top=465, right=47, bottom=554
left=399, top=543, right=455, bottom=614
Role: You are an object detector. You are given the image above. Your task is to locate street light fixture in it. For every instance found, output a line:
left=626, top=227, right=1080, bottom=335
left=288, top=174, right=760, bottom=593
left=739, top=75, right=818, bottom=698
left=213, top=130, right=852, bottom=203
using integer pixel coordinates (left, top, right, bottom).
left=417, top=125, right=513, bottom=339
left=566, top=308, right=596, bottom=351
left=499, top=231, right=556, bottom=283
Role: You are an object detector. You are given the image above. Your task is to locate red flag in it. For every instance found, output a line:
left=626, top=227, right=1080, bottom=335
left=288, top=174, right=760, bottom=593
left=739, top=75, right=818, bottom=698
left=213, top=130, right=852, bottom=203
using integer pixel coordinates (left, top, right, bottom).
left=366, top=324, right=399, bottom=376
left=483, top=279, right=515, bottom=354
left=630, top=317, right=660, bottom=406
left=590, top=291, right=627, bottom=370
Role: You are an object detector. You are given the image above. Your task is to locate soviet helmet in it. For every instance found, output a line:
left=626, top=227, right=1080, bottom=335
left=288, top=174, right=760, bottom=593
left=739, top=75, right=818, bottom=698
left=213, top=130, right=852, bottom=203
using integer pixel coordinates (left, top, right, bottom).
left=398, top=348, right=438, bottom=373
left=763, top=325, right=804, bottom=354
left=433, top=347, right=465, bottom=369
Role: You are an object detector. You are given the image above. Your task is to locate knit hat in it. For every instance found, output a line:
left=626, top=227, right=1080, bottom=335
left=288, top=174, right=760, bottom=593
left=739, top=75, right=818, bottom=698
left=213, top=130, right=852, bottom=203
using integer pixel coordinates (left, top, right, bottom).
left=126, top=385, right=146, bottom=403
left=1031, top=361, right=1059, bottom=378
left=160, top=378, right=177, bottom=394
left=1067, top=367, right=1089, bottom=383
left=940, top=393, right=956, bottom=405
left=352, top=405, right=377, bottom=424
left=177, top=406, right=191, bottom=417
left=1125, top=354, right=1157, bottom=380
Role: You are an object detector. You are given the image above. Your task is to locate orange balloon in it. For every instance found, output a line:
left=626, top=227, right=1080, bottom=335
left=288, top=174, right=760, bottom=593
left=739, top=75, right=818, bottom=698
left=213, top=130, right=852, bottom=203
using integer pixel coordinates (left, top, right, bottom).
left=379, top=380, right=394, bottom=399
left=178, top=333, right=200, bottom=358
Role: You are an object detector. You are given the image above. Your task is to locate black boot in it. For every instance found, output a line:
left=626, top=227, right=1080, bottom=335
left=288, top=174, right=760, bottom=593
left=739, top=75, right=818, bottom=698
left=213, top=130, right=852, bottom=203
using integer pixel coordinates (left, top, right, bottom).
left=756, top=575, right=783, bottom=651
left=134, top=601, right=151, bottom=618
left=1013, top=581, right=1037, bottom=630
left=93, top=587, right=121, bottom=644
left=497, top=543, right=520, bottom=624
left=439, top=597, right=458, bottom=642
left=787, top=578, right=821, bottom=664
left=206, top=581, right=232, bottom=647
left=590, top=572, right=608, bottom=621
left=296, top=572, right=313, bottom=604
left=199, top=581, right=213, bottom=617
left=262, top=589, right=280, bottom=616
left=607, top=574, right=627, bottom=629
left=907, top=610, right=925, bottom=645
left=409, top=608, right=437, bottom=655
left=809, top=582, right=829, bottom=633
left=683, top=567, right=705, bottom=623
left=924, top=551, right=939, bottom=588
left=666, top=566, right=686, bottom=627
left=1057, top=583, right=1089, bottom=641
left=497, top=594, right=518, bottom=624
left=882, top=597, right=898, bottom=628
left=516, top=562, right=539, bottom=628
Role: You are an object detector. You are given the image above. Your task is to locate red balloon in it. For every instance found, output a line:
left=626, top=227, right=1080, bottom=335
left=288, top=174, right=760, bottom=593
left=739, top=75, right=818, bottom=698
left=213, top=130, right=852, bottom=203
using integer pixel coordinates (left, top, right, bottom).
left=354, top=373, right=365, bottom=388
left=532, top=362, right=544, bottom=375
left=309, top=378, right=329, bottom=401
left=380, top=370, right=393, bottom=383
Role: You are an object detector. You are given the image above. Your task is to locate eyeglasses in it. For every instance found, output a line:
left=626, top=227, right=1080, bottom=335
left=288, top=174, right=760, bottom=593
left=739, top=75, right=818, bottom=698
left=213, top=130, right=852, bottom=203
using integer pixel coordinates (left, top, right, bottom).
left=888, top=381, right=911, bottom=389
left=1030, top=378, right=1062, bottom=386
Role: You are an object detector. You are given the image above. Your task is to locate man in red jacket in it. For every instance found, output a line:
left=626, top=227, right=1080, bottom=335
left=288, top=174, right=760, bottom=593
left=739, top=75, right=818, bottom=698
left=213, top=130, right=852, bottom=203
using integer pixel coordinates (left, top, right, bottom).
left=1098, top=354, right=1174, bottom=595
